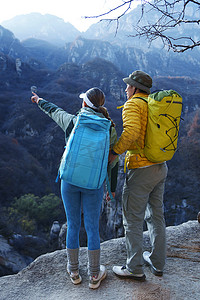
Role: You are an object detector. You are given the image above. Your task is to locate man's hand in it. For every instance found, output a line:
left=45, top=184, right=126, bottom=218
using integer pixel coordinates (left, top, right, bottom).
left=108, top=149, right=118, bottom=164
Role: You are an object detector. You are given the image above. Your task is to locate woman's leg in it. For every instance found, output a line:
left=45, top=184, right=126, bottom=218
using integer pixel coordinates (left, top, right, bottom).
left=82, top=185, right=104, bottom=276
left=61, top=180, right=82, bottom=274
left=82, top=185, right=103, bottom=250
left=61, top=180, right=82, bottom=249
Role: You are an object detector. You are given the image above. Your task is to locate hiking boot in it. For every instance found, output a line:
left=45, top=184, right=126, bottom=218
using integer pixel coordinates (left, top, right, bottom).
left=89, top=265, right=107, bottom=289
left=112, top=266, right=146, bottom=281
left=143, top=251, right=163, bottom=276
left=67, top=269, right=82, bottom=285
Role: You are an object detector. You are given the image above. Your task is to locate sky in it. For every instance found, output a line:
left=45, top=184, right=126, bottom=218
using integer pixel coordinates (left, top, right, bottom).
left=0, top=0, right=137, bottom=32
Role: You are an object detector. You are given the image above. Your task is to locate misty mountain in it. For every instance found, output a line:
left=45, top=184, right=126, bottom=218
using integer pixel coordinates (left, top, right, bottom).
left=1, top=4, right=200, bottom=79
left=2, top=9, right=200, bottom=81
left=0, top=25, right=51, bottom=70
left=1, top=2, right=200, bottom=54
left=0, top=25, right=30, bottom=60
left=56, top=36, right=200, bottom=79
left=0, top=50, right=51, bottom=92
left=1, top=13, right=81, bottom=46
left=2, top=22, right=199, bottom=81
left=21, top=38, right=59, bottom=68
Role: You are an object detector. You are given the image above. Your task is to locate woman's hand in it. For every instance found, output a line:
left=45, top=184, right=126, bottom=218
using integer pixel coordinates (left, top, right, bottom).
left=31, top=92, right=42, bottom=104
left=106, top=191, right=115, bottom=202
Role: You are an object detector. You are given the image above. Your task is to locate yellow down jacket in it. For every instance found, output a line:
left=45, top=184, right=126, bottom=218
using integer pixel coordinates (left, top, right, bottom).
left=113, top=92, right=156, bottom=169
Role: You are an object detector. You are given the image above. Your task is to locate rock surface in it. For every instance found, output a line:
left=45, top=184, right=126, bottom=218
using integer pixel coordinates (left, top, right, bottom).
left=0, top=235, right=32, bottom=276
left=0, top=220, right=199, bottom=300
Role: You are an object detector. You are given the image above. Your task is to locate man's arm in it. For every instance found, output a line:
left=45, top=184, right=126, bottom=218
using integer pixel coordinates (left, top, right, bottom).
left=113, top=100, right=141, bottom=155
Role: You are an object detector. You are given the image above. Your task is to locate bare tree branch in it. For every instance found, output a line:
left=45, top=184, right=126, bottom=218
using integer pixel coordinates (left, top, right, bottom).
left=84, top=1, right=133, bottom=20
left=84, top=0, right=200, bottom=52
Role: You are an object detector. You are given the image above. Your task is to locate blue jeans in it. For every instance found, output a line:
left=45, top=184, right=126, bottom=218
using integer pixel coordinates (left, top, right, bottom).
left=61, top=180, right=103, bottom=250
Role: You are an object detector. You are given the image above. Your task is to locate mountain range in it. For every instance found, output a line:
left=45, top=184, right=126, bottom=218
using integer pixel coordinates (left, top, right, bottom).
left=1, top=8, right=200, bottom=79
left=1, top=13, right=80, bottom=46
left=2, top=2, right=200, bottom=50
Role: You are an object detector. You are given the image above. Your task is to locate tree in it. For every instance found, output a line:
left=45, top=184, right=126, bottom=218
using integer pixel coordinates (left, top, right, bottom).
left=8, top=193, right=64, bottom=235
left=86, top=0, right=200, bottom=52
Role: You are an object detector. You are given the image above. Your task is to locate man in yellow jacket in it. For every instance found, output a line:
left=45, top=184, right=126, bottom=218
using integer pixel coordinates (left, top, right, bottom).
left=109, top=70, right=168, bottom=281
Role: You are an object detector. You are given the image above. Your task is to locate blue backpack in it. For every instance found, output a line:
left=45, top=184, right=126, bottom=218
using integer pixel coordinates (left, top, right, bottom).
left=59, top=113, right=111, bottom=189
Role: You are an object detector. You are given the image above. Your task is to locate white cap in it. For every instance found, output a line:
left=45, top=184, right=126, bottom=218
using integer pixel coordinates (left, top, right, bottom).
left=79, top=93, right=96, bottom=108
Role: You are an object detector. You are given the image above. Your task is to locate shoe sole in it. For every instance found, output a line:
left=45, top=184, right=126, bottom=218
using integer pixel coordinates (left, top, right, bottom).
left=89, top=271, right=107, bottom=289
left=114, top=273, right=146, bottom=282
left=69, top=274, right=82, bottom=285
left=150, top=266, right=163, bottom=277
left=71, top=277, right=82, bottom=285
left=144, top=260, right=163, bottom=277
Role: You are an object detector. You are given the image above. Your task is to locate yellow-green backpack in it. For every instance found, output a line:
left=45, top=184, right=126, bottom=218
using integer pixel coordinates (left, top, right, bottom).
left=135, top=90, right=183, bottom=163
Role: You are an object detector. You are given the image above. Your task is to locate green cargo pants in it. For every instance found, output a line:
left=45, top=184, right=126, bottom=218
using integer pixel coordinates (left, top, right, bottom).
left=122, top=162, right=168, bottom=274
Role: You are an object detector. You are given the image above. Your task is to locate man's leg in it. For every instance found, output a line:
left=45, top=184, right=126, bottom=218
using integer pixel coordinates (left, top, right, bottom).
left=145, top=163, right=168, bottom=271
left=122, top=168, right=151, bottom=274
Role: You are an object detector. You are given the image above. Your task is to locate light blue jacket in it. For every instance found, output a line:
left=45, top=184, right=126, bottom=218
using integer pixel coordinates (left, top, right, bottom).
left=38, top=99, right=118, bottom=192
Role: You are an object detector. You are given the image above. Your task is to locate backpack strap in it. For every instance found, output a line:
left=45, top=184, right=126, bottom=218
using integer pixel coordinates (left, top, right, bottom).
left=127, top=143, right=145, bottom=157
left=124, top=146, right=145, bottom=173
left=117, top=96, right=147, bottom=110
left=134, top=96, right=148, bottom=103
left=56, top=118, right=75, bottom=183
left=105, top=173, right=115, bottom=202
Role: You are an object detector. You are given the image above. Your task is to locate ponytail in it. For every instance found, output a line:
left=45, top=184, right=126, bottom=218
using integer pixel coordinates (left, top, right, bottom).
left=85, top=87, right=115, bottom=127
left=98, top=106, right=116, bottom=127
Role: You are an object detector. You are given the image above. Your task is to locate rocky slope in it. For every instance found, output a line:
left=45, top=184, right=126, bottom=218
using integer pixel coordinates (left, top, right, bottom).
left=50, top=37, right=200, bottom=78
left=0, top=220, right=199, bottom=300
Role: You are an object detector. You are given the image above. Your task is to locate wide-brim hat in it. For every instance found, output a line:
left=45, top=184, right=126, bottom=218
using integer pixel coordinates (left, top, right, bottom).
left=123, top=70, right=152, bottom=94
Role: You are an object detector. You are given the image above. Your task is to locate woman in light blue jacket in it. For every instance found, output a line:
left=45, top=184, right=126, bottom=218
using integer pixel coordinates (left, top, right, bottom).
left=31, top=87, right=118, bottom=289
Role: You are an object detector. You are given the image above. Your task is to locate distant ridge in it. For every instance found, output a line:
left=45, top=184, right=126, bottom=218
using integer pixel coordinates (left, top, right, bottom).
left=1, top=13, right=81, bottom=46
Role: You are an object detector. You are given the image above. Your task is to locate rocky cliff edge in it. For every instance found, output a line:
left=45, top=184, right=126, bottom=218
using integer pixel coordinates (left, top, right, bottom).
left=0, top=220, right=199, bottom=300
